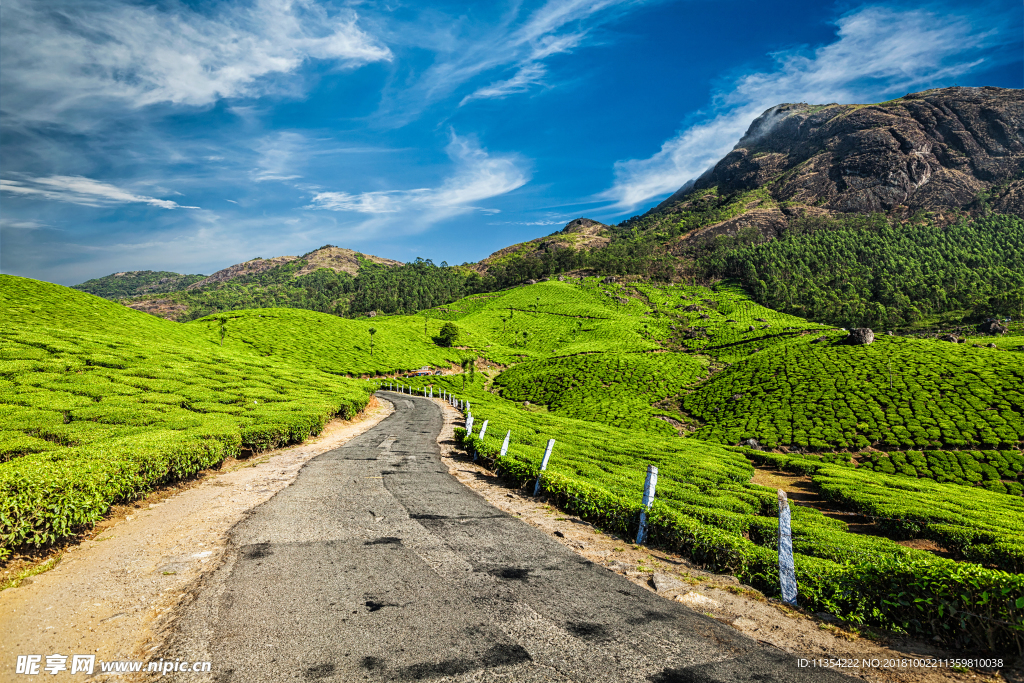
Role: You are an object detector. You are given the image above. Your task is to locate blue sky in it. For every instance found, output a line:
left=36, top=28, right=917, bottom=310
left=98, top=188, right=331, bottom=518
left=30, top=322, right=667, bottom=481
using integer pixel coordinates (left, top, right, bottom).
left=1, top=0, right=1020, bottom=285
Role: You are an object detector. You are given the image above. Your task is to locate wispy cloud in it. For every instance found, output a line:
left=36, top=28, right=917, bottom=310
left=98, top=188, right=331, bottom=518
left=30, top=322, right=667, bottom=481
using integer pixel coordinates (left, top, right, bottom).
left=0, top=218, right=51, bottom=231
left=251, top=132, right=307, bottom=182
left=461, top=64, right=549, bottom=105
left=0, top=176, right=199, bottom=209
left=1, top=0, right=391, bottom=126
left=601, top=5, right=1007, bottom=211
left=307, top=133, right=529, bottom=235
left=384, top=0, right=644, bottom=118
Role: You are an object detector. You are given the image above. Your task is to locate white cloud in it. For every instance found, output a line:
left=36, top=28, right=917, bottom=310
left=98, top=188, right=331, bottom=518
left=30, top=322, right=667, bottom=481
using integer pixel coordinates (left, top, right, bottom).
left=307, top=133, right=529, bottom=235
left=1, top=0, right=391, bottom=125
left=0, top=176, right=199, bottom=209
left=251, top=132, right=308, bottom=182
left=461, top=64, right=549, bottom=105
left=602, top=5, right=1002, bottom=211
left=387, top=0, right=642, bottom=117
left=0, top=218, right=51, bottom=231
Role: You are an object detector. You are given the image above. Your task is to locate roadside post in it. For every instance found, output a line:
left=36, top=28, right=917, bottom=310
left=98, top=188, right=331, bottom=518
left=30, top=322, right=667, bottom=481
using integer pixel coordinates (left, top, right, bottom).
left=533, top=439, right=556, bottom=496
left=475, top=420, right=488, bottom=461
left=635, top=465, right=658, bottom=544
left=466, top=413, right=474, bottom=435
left=500, top=431, right=511, bottom=456
left=778, top=490, right=798, bottom=606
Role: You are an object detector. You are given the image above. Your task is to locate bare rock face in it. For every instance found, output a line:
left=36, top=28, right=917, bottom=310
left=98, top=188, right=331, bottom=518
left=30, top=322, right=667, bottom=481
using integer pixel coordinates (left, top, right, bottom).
left=846, top=328, right=875, bottom=345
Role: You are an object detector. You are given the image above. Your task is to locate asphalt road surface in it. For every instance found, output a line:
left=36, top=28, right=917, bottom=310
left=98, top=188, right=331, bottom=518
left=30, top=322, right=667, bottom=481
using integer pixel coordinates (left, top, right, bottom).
left=165, top=393, right=852, bottom=682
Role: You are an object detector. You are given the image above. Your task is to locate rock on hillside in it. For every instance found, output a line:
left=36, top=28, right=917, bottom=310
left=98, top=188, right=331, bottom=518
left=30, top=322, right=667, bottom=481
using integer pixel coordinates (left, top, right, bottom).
left=187, top=246, right=402, bottom=289
left=650, top=86, right=1024, bottom=242
left=473, top=218, right=610, bottom=274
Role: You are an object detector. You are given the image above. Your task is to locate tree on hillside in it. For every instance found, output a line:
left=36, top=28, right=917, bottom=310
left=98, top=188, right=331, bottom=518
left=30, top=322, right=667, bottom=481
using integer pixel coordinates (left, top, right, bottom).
left=438, top=322, right=459, bottom=347
left=461, top=357, right=476, bottom=390
left=368, top=327, right=377, bottom=357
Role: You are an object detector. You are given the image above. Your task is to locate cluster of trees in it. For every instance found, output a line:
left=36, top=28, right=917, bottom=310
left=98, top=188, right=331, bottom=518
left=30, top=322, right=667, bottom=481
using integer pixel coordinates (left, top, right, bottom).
left=695, top=213, right=1024, bottom=328
left=476, top=237, right=677, bottom=289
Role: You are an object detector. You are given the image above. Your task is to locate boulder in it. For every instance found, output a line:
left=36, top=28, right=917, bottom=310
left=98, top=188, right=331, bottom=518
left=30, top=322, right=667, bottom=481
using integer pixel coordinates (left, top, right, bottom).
left=754, top=318, right=767, bottom=322
left=651, top=572, right=685, bottom=593
left=988, top=343, right=998, bottom=348
left=938, top=334, right=959, bottom=342
left=731, top=393, right=745, bottom=401
left=602, top=276, right=616, bottom=284
left=742, top=438, right=762, bottom=450
left=526, top=279, right=538, bottom=285
left=747, top=325, right=755, bottom=332
left=978, top=319, right=1009, bottom=335
left=726, top=319, right=737, bottom=323
left=845, top=328, right=875, bottom=345
left=366, top=311, right=377, bottom=317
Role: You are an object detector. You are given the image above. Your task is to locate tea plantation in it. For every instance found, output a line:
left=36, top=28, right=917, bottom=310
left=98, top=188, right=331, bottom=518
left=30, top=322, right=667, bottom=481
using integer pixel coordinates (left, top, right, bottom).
left=3, top=273, right=1023, bottom=651
left=400, top=374, right=1023, bottom=650
left=492, top=352, right=707, bottom=435
left=0, top=276, right=372, bottom=558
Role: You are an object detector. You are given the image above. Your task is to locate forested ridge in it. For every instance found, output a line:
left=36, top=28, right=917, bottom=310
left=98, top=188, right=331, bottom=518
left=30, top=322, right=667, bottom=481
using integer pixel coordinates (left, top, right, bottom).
left=96, top=209, right=1024, bottom=329
left=700, top=213, right=1024, bottom=328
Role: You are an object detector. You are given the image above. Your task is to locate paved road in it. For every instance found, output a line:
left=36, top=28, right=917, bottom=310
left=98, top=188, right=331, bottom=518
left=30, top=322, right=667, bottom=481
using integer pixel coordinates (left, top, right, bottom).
left=166, top=393, right=851, bottom=682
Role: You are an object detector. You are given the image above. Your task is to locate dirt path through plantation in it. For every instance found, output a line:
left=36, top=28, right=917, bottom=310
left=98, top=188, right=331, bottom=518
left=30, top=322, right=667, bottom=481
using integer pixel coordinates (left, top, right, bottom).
left=433, top=400, right=1014, bottom=683
left=0, top=398, right=393, bottom=681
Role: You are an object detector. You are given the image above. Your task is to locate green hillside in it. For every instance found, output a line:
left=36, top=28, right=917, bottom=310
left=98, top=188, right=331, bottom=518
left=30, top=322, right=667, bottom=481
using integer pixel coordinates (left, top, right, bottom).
left=3, top=273, right=1023, bottom=650
left=0, top=276, right=372, bottom=555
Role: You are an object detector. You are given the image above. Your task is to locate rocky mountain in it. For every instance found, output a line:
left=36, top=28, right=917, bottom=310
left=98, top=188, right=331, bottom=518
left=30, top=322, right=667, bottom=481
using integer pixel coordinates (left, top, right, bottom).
left=642, top=86, right=1024, bottom=244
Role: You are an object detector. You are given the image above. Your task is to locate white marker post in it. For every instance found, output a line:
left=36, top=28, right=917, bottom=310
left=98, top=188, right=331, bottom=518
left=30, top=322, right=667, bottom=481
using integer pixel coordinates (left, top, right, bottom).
left=636, top=465, right=658, bottom=544
left=466, top=413, right=474, bottom=435
left=475, top=419, right=489, bottom=461
left=466, top=401, right=471, bottom=413
left=778, top=490, right=798, bottom=606
left=499, top=431, right=511, bottom=457
left=533, top=439, right=556, bottom=496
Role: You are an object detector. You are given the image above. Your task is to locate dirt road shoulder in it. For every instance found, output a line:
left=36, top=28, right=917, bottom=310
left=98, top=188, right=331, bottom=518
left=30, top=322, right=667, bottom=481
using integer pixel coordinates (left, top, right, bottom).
left=430, top=399, right=1009, bottom=683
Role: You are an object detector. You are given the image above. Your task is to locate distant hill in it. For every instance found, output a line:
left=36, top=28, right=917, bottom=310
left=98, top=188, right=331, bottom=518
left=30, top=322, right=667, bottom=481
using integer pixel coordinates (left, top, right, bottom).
left=74, top=246, right=409, bottom=321
left=472, top=218, right=611, bottom=274
left=72, top=270, right=207, bottom=299
left=185, top=246, right=402, bottom=290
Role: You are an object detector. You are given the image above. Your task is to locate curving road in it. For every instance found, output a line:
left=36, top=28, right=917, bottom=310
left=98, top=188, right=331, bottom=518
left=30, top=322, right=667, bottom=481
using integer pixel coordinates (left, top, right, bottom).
left=165, top=393, right=852, bottom=682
